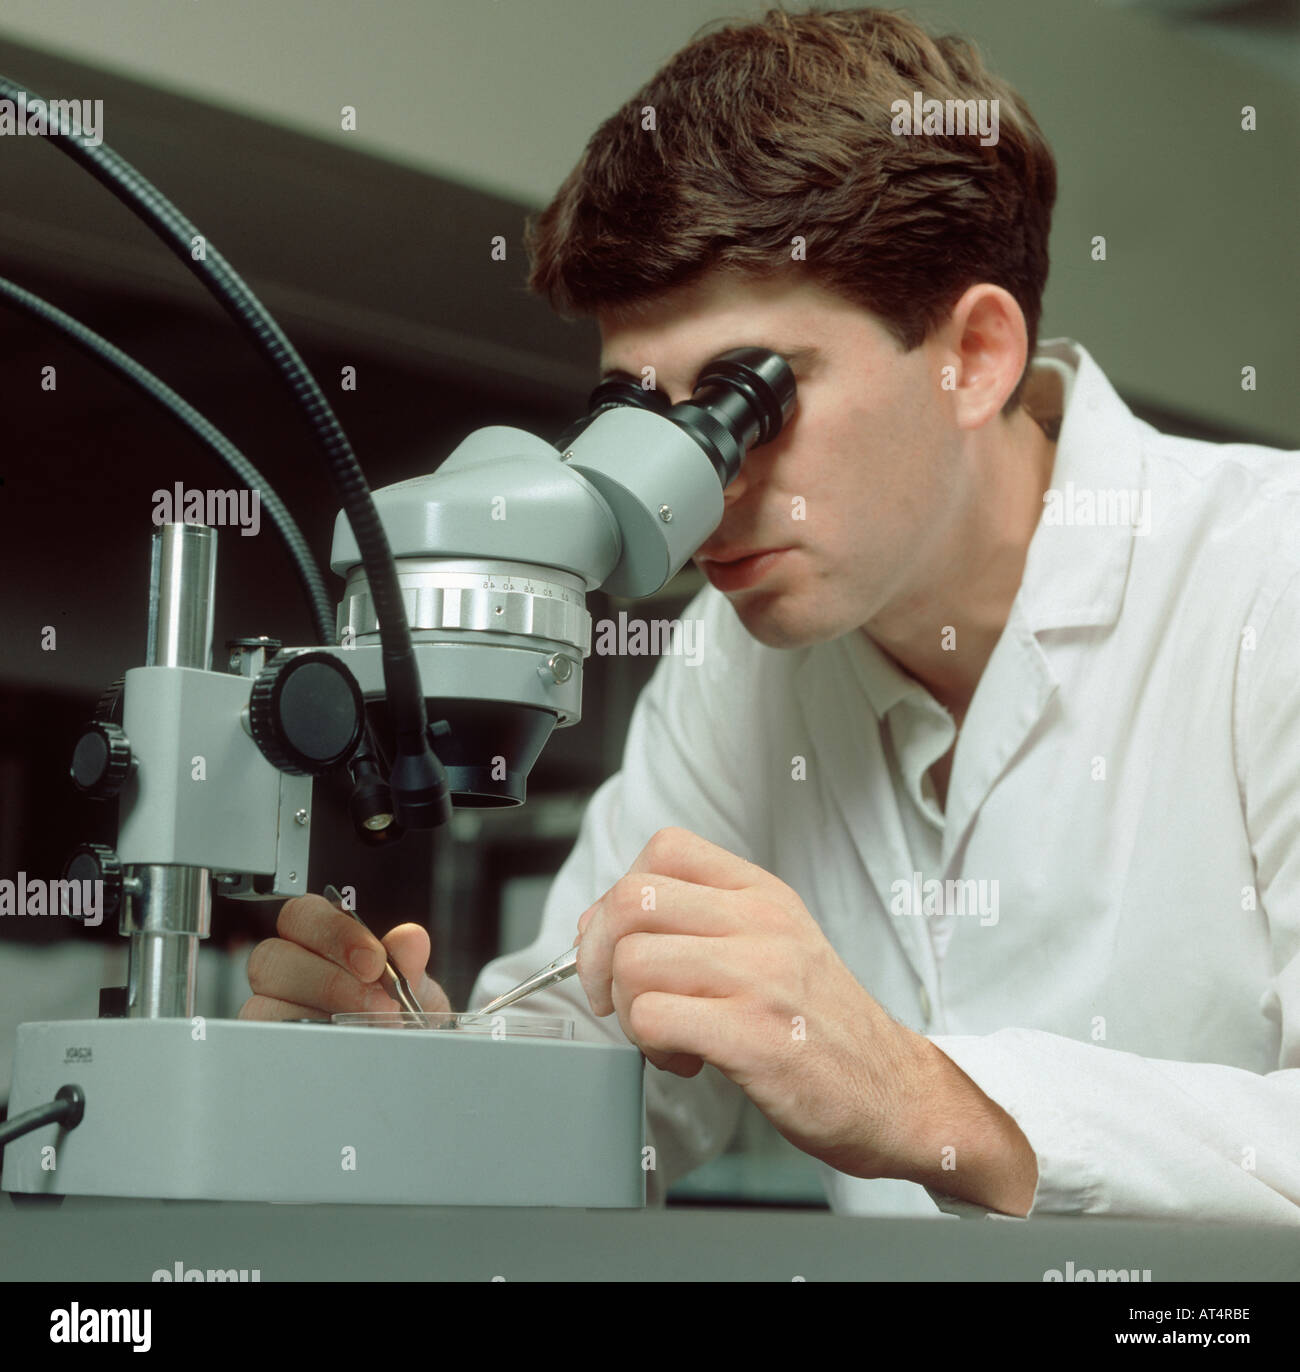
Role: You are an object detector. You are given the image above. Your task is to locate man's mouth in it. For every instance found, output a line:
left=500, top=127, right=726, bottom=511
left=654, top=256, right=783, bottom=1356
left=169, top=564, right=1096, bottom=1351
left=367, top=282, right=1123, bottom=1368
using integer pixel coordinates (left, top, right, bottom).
left=697, top=547, right=792, bottom=592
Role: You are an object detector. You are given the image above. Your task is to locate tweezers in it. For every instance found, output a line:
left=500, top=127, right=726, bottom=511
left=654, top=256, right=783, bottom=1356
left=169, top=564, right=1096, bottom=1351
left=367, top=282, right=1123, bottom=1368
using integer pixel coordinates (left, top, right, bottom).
left=323, top=883, right=425, bottom=1018
left=472, top=944, right=580, bottom=1017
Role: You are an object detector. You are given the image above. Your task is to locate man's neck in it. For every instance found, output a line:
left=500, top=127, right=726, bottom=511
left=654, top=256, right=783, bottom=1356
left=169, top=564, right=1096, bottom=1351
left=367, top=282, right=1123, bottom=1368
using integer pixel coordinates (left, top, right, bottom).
left=864, top=393, right=1060, bottom=719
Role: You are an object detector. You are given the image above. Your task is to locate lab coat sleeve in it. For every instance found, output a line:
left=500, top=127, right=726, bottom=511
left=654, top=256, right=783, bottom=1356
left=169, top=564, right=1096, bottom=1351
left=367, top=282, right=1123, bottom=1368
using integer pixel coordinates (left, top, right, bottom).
left=923, top=566, right=1300, bottom=1223
left=469, top=597, right=749, bottom=1204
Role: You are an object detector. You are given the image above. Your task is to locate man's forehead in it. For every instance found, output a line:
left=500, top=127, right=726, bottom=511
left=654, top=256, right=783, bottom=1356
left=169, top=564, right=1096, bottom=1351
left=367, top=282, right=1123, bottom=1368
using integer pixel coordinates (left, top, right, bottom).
left=598, top=339, right=818, bottom=380
left=596, top=275, right=827, bottom=379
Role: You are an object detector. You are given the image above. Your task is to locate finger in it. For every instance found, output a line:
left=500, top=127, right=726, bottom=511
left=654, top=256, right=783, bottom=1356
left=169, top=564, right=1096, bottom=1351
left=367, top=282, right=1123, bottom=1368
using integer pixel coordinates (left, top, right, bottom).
left=276, top=894, right=388, bottom=983
left=606, top=956, right=708, bottom=1076
left=629, top=827, right=762, bottom=893
left=246, top=936, right=398, bottom=1015
left=587, top=931, right=743, bottom=1018
left=238, top=994, right=336, bottom=1023
left=576, top=865, right=754, bottom=942
left=577, top=879, right=742, bottom=1015
left=624, top=990, right=730, bottom=1074
left=575, top=832, right=758, bottom=942
left=382, top=924, right=452, bottom=1013
left=644, top=1049, right=705, bottom=1077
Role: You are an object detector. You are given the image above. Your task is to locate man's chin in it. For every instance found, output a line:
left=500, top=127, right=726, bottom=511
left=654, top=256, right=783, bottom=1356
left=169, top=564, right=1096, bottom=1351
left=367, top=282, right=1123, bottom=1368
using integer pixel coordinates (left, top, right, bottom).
left=725, top=592, right=844, bottom=651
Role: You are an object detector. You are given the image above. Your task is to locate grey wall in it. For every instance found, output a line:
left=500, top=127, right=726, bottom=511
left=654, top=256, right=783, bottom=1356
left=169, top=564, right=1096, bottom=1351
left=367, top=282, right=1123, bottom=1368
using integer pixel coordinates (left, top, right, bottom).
left=0, top=0, right=1295, bottom=438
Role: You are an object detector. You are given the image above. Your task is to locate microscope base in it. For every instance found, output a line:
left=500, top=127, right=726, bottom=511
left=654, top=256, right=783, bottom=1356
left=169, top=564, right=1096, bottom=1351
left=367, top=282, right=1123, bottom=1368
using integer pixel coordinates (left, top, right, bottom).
left=2, top=1019, right=646, bottom=1207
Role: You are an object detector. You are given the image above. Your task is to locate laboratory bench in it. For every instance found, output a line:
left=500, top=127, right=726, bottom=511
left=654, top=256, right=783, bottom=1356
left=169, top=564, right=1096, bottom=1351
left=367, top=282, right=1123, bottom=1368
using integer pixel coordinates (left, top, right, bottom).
left=2, top=1194, right=1296, bottom=1282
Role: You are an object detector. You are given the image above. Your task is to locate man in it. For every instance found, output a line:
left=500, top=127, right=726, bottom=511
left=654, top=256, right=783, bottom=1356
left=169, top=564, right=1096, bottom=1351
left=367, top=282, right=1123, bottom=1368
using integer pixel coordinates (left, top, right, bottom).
left=242, top=8, right=1299, bottom=1222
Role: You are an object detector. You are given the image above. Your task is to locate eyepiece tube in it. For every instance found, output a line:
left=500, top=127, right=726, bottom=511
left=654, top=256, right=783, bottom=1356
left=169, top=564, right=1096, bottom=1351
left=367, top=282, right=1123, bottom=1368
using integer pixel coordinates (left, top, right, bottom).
left=665, top=347, right=797, bottom=487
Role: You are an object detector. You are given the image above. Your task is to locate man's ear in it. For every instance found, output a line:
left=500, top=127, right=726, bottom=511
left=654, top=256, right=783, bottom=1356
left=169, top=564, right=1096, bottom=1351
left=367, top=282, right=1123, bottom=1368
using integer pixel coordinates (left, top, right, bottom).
left=937, top=284, right=1028, bottom=428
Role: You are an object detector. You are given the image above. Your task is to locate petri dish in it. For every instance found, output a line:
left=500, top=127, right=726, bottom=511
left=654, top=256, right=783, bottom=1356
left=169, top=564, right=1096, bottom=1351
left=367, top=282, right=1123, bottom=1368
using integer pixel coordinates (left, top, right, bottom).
left=331, top=1010, right=573, bottom=1039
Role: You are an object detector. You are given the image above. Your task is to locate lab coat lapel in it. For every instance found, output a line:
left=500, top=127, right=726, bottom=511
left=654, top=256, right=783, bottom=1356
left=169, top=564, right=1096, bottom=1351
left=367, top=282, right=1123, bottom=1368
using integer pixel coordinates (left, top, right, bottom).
left=942, top=340, right=1141, bottom=874
left=796, top=644, right=939, bottom=987
left=939, top=601, right=1058, bottom=872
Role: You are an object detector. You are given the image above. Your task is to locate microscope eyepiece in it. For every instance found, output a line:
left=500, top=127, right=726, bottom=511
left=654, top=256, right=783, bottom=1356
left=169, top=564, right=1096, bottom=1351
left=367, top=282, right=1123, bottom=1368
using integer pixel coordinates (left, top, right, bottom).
left=553, top=374, right=670, bottom=452
left=689, top=347, right=796, bottom=448
left=557, top=346, right=795, bottom=481
left=665, top=346, right=796, bottom=488
left=586, top=374, right=672, bottom=416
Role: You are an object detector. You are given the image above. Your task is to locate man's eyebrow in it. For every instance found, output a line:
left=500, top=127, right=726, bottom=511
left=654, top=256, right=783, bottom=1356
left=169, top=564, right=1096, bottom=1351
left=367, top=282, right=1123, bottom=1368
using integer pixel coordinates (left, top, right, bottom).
left=598, top=345, right=818, bottom=381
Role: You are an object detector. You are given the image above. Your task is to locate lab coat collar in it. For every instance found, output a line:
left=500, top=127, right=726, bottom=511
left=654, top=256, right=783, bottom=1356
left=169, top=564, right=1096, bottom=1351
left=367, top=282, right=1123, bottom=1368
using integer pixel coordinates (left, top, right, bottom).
left=845, top=340, right=1142, bottom=723
left=1017, top=338, right=1144, bottom=634
left=938, top=338, right=1147, bottom=870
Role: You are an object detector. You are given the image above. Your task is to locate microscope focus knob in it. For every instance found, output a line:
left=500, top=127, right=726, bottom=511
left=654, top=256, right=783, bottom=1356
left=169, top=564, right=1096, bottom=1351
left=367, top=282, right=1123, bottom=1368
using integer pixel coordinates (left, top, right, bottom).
left=62, top=842, right=125, bottom=919
left=248, top=650, right=365, bottom=776
left=93, top=675, right=126, bottom=724
left=70, top=721, right=132, bottom=797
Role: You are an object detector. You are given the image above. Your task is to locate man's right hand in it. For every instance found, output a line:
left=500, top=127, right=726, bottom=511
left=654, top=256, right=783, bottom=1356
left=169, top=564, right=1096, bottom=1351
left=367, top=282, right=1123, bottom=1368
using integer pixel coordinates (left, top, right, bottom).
left=239, top=892, right=452, bottom=1021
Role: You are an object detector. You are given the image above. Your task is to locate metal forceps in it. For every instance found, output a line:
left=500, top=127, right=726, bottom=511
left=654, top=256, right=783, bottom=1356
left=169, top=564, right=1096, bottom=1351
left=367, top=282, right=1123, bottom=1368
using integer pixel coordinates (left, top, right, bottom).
left=323, top=884, right=425, bottom=1018
left=472, top=944, right=580, bottom=1017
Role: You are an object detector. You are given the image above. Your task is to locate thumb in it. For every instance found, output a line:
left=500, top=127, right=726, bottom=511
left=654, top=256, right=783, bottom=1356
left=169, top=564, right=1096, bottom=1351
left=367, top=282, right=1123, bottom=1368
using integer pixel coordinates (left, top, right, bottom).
left=643, top=1049, right=705, bottom=1077
left=382, top=923, right=451, bottom=1013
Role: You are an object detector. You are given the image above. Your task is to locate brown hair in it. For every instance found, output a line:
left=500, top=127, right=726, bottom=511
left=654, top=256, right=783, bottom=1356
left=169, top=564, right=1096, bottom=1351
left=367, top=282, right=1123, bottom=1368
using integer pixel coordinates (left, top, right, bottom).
left=525, top=6, right=1056, bottom=409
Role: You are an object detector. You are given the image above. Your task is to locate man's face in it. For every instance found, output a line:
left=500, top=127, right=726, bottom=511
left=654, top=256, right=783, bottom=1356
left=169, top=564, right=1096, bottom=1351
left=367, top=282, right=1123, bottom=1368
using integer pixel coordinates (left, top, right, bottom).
left=597, top=271, right=969, bottom=650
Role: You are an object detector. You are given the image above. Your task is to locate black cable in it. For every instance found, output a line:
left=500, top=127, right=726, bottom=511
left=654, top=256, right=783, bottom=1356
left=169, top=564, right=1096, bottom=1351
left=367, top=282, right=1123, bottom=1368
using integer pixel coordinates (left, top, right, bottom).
left=0, top=274, right=337, bottom=646
left=0, top=1085, right=84, bottom=1146
left=0, top=74, right=450, bottom=826
left=1, top=275, right=395, bottom=824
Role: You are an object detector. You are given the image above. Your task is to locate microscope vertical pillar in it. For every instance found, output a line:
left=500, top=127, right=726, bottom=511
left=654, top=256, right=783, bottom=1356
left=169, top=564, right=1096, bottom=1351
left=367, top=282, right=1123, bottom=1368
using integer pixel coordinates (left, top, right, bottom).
left=123, top=523, right=216, bottom=1019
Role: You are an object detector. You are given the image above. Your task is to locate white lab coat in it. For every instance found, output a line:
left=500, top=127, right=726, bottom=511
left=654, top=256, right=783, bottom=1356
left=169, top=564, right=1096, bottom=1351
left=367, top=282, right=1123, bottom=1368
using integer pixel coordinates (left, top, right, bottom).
left=471, top=340, right=1300, bottom=1222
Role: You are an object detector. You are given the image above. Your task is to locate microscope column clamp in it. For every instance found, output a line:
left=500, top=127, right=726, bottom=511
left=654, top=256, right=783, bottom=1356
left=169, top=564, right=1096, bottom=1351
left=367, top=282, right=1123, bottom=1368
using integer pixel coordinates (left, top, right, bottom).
left=64, top=521, right=367, bottom=1019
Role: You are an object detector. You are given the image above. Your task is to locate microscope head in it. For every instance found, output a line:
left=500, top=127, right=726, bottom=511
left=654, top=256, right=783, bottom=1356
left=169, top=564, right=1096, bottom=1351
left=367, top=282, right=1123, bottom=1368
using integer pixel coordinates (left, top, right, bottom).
left=328, top=347, right=795, bottom=807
